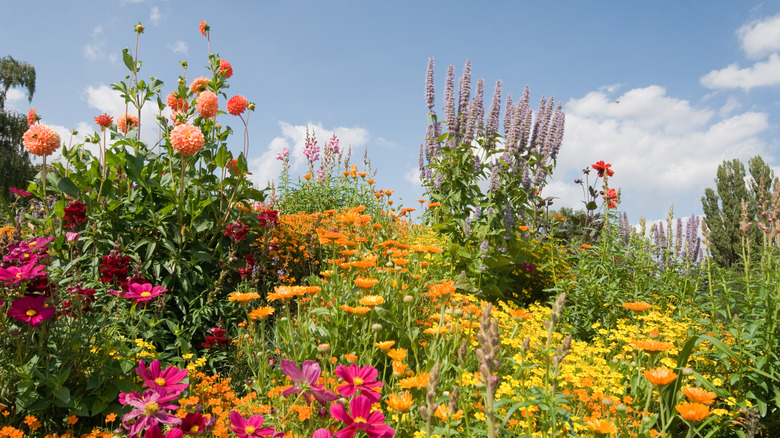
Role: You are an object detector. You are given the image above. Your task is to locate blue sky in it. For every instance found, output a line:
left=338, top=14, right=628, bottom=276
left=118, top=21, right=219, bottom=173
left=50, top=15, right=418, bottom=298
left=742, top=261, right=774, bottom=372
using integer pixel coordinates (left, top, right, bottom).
left=4, top=1, right=780, bottom=223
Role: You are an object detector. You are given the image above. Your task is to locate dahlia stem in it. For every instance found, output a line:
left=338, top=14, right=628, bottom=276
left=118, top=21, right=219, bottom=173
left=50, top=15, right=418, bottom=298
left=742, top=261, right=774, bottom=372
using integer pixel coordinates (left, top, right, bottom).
left=178, top=156, right=187, bottom=250
left=41, top=155, right=49, bottom=220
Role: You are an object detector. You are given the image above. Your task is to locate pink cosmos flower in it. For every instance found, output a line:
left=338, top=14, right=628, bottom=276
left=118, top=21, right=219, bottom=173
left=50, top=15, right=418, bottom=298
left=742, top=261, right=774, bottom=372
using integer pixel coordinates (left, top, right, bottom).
left=312, top=430, right=332, bottom=438
left=228, top=411, right=275, bottom=438
left=227, top=95, right=248, bottom=116
left=144, top=424, right=184, bottom=438
left=0, top=259, right=47, bottom=285
left=170, top=124, right=205, bottom=156
left=281, top=360, right=337, bottom=406
left=330, top=396, right=395, bottom=438
left=136, top=359, right=188, bottom=395
left=121, top=387, right=182, bottom=437
left=335, top=364, right=383, bottom=402
left=181, top=412, right=212, bottom=435
left=7, top=295, right=55, bottom=327
left=196, top=91, right=219, bottom=119
left=125, top=282, right=167, bottom=305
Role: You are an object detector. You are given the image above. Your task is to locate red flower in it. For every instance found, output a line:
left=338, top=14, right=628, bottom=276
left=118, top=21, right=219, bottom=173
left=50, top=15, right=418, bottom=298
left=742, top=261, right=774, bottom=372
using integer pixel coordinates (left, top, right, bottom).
left=94, top=113, right=114, bottom=131
left=27, top=108, right=39, bottom=126
left=592, top=161, right=614, bottom=177
left=257, top=210, right=279, bottom=228
left=224, top=222, right=249, bottom=243
left=227, top=95, right=248, bottom=116
left=63, top=201, right=87, bottom=230
left=199, top=20, right=209, bottom=37
left=202, top=327, right=232, bottom=348
left=7, top=295, right=55, bottom=327
left=603, top=188, right=618, bottom=209
left=99, top=251, right=131, bottom=285
left=219, top=59, right=233, bottom=78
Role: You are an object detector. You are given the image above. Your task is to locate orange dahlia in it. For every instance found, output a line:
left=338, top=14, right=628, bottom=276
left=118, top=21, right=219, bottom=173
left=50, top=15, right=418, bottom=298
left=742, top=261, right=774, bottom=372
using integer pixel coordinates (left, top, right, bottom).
left=644, top=367, right=678, bottom=387
left=622, top=301, right=652, bottom=312
left=227, top=95, right=248, bottom=116
left=196, top=91, right=219, bottom=119
left=199, top=20, right=209, bottom=37
left=675, top=402, right=711, bottom=423
left=23, top=124, right=61, bottom=156
left=189, top=77, right=209, bottom=94
left=166, top=91, right=189, bottom=113
left=27, top=108, right=38, bottom=126
left=94, top=113, right=113, bottom=131
left=683, top=387, right=717, bottom=405
left=117, top=113, right=139, bottom=134
left=170, top=124, right=205, bottom=156
left=219, top=59, right=233, bottom=78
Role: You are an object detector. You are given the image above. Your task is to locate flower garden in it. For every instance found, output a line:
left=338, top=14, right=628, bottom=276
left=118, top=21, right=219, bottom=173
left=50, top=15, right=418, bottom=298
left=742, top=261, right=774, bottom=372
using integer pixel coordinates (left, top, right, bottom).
left=0, top=21, right=778, bottom=438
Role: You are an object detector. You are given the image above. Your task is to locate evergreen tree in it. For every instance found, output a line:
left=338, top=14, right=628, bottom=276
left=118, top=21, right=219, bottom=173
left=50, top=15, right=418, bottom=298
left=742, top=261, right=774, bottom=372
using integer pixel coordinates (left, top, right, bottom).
left=701, top=156, right=776, bottom=268
left=0, top=56, right=37, bottom=200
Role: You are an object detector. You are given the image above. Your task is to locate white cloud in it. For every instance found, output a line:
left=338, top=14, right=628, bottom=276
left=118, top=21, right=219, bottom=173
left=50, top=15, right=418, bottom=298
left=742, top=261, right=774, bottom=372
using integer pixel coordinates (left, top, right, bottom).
left=4, top=88, right=26, bottom=111
left=83, top=84, right=167, bottom=146
left=247, top=122, right=370, bottom=190
left=700, top=53, right=780, bottom=91
left=738, top=14, right=780, bottom=60
left=168, top=41, right=188, bottom=55
left=83, top=26, right=105, bottom=61
left=543, top=85, right=771, bottom=221
left=719, top=95, right=742, bottom=117
left=150, top=6, right=161, bottom=25
left=403, top=166, right=421, bottom=186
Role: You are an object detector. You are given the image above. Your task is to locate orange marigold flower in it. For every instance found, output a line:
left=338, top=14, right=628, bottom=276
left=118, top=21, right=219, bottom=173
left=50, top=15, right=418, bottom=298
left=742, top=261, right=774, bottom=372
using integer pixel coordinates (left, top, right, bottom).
left=117, top=113, right=139, bottom=134
left=518, top=225, right=530, bottom=231
left=166, top=91, right=189, bottom=113
left=427, top=202, right=440, bottom=208
left=94, top=113, right=113, bottom=131
left=360, top=295, right=385, bottom=307
left=354, top=276, right=379, bottom=289
left=105, top=413, right=117, bottom=422
left=196, top=90, right=219, bottom=118
left=227, top=95, right=248, bottom=116
left=170, top=123, right=205, bottom=156
left=391, top=361, right=408, bottom=377
left=23, top=124, right=61, bottom=157
left=622, top=301, right=652, bottom=312
left=683, top=387, right=717, bottom=405
left=303, top=173, right=313, bottom=180
left=219, top=59, right=233, bottom=78
left=344, top=353, right=358, bottom=363
left=189, top=76, right=209, bottom=94
left=509, top=308, right=531, bottom=320
left=374, top=340, right=395, bottom=350
left=228, top=291, right=261, bottom=303
left=366, top=179, right=375, bottom=184
left=644, top=367, right=678, bottom=387
left=199, top=20, right=209, bottom=36
left=675, top=402, right=711, bottom=423
left=585, top=418, right=617, bottom=435
left=387, top=348, right=407, bottom=362
left=339, top=249, right=357, bottom=257
left=399, top=372, right=430, bottom=389
left=424, top=324, right=451, bottom=335
left=67, top=414, right=78, bottom=425
left=631, top=340, right=675, bottom=354
left=427, top=280, right=455, bottom=298
left=249, top=306, right=275, bottom=321
left=386, top=391, right=414, bottom=412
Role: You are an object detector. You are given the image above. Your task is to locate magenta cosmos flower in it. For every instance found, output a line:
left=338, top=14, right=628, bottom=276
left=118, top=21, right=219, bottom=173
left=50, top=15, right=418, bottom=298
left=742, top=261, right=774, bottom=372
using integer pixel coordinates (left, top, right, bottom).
left=125, top=282, right=167, bottom=305
left=312, top=429, right=333, bottom=438
left=0, top=260, right=46, bottom=286
left=330, top=396, right=395, bottom=438
left=335, top=364, right=383, bottom=402
left=7, top=296, right=55, bottom=327
left=143, top=424, right=183, bottom=438
left=281, top=359, right=337, bottom=406
left=228, top=411, right=275, bottom=438
left=136, top=359, right=188, bottom=395
left=121, top=387, right=182, bottom=437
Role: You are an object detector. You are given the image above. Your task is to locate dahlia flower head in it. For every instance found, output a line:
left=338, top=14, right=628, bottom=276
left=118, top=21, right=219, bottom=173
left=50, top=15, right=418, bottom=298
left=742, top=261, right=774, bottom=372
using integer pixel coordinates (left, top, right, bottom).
left=23, top=124, right=61, bottom=156
left=196, top=91, right=219, bottom=118
left=117, top=113, right=139, bottom=134
left=227, top=95, right=248, bottom=116
left=170, top=123, right=205, bottom=156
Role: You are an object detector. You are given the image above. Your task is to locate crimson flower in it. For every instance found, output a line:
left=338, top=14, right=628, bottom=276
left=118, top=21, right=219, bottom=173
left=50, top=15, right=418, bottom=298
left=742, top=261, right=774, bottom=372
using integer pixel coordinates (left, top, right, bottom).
left=335, top=364, right=384, bottom=402
left=99, top=251, right=131, bottom=285
left=224, top=222, right=249, bottom=243
left=0, top=259, right=47, bottom=285
left=330, top=396, right=395, bottom=438
left=202, top=327, right=232, bottom=348
left=136, top=359, right=188, bottom=395
left=181, top=412, right=212, bottom=435
left=603, top=188, right=618, bottom=209
left=258, top=210, right=279, bottom=227
left=125, top=282, right=167, bottom=305
left=63, top=200, right=87, bottom=230
left=228, top=411, right=275, bottom=438
left=9, top=187, right=31, bottom=197
left=7, top=295, right=55, bottom=327
left=592, top=161, right=614, bottom=177
left=121, top=387, right=182, bottom=437
left=281, top=360, right=337, bottom=406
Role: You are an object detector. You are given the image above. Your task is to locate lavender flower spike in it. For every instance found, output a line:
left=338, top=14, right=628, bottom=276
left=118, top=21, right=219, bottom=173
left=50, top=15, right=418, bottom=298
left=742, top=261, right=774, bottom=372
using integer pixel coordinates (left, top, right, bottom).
left=426, top=57, right=435, bottom=110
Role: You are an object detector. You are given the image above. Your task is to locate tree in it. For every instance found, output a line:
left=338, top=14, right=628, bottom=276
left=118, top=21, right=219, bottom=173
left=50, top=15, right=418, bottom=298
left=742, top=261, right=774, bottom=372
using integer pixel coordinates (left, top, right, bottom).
left=0, top=56, right=37, bottom=201
left=701, top=156, right=776, bottom=268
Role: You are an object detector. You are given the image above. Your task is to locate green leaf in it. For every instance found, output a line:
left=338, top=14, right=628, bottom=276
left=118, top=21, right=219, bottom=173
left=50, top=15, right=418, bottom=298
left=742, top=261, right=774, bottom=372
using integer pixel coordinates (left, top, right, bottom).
left=58, top=177, right=81, bottom=198
left=53, top=386, right=72, bottom=406
left=122, top=48, right=135, bottom=72
left=215, top=144, right=230, bottom=168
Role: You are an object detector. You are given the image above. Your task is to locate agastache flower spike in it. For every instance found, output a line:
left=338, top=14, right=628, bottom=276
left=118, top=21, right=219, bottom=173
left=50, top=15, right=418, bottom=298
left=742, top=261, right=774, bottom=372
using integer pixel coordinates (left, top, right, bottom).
left=425, top=57, right=435, bottom=110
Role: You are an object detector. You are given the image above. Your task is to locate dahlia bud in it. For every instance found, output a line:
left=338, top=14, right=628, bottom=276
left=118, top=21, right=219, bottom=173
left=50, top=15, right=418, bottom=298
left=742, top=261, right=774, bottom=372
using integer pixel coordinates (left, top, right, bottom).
left=248, top=103, right=256, bottom=111
left=134, top=23, right=144, bottom=33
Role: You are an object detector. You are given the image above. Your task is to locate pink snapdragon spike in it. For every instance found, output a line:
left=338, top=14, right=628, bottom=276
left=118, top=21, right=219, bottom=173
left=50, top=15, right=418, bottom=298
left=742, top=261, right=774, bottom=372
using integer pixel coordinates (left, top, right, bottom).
left=335, top=364, right=383, bottom=402
left=281, top=359, right=337, bottom=406
left=228, top=411, right=276, bottom=438
left=0, top=260, right=46, bottom=285
left=125, top=282, right=167, bottom=304
left=7, top=295, right=55, bottom=327
left=312, top=429, right=333, bottom=438
left=136, top=359, right=189, bottom=395
left=144, top=424, right=184, bottom=438
left=121, top=387, right=182, bottom=438
left=330, top=395, right=395, bottom=438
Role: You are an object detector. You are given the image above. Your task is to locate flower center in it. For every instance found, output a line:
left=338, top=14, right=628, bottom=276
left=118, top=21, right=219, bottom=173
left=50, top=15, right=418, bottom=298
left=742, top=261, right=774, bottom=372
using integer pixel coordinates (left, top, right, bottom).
left=16, top=273, right=22, bottom=278
left=353, top=417, right=367, bottom=424
left=245, top=426, right=256, bottom=434
left=154, top=377, right=166, bottom=386
left=352, top=377, right=364, bottom=386
left=26, top=309, right=37, bottom=317
left=29, top=242, right=37, bottom=248
left=143, top=401, right=159, bottom=416
left=190, top=426, right=199, bottom=433
left=140, top=292, right=151, bottom=297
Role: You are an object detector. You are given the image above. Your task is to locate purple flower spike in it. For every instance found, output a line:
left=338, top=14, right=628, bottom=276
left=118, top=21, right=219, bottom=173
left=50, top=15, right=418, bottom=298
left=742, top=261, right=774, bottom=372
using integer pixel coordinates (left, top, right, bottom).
left=281, top=359, right=337, bottom=406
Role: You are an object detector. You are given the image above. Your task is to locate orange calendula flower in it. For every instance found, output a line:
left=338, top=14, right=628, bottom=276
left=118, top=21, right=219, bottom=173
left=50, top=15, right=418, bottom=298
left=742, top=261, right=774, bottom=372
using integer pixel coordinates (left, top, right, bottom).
left=387, top=348, right=407, bottom=362
left=509, top=308, right=531, bottom=320
left=67, top=414, right=78, bottom=425
left=339, top=249, right=357, bottom=257
left=683, top=387, right=717, bottom=405
left=360, top=295, right=385, bottom=307
left=622, top=301, right=652, bottom=312
left=386, top=391, right=414, bottom=412
left=427, top=280, right=455, bottom=298
left=585, top=418, right=617, bottom=435
left=675, top=402, right=711, bottom=423
left=228, top=292, right=261, bottom=303
left=518, top=225, right=530, bottom=231
left=106, top=413, right=117, bottom=422
left=303, top=174, right=313, bottom=180
left=344, top=353, right=358, bottom=363
left=391, top=361, right=408, bottom=377
left=399, top=372, right=430, bottom=389
left=249, top=306, right=275, bottom=321
left=374, top=341, right=395, bottom=350
left=426, top=202, right=440, bottom=208
left=644, top=367, right=678, bottom=387
left=354, top=276, right=379, bottom=289
left=267, top=286, right=307, bottom=302
left=424, top=324, right=451, bottom=335
left=631, top=340, right=675, bottom=354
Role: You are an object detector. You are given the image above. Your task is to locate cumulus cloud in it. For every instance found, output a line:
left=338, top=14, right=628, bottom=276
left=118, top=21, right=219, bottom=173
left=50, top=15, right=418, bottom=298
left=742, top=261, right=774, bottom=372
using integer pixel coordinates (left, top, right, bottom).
left=738, top=14, right=780, bottom=60
left=543, top=85, right=770, bottom=221
left=150, top=6, right=161, bottom=25
left=168, top=41, right=188, bottom=55
left=701, top=53, right=780, bottom=91
left=247, top=122, right=370, bottom=190
left=83, top=26, right=105, bottom=61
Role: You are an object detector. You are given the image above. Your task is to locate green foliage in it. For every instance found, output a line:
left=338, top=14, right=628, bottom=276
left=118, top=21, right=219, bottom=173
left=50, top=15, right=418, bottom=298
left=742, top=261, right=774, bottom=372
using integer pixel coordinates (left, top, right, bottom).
left=0, top=56, right=37, bottom=203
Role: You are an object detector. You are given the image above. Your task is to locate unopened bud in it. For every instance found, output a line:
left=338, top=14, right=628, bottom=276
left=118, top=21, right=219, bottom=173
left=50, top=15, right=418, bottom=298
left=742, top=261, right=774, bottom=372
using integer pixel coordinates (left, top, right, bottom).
left=248, top=103, right=255, bottom=111
left=371, top=323, right=383, bottom=332
left=134, top=23, right=145, bottom=33
left=403, top=295, right=414, bottom=303
left=682, top=367, right=695, bottom=376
